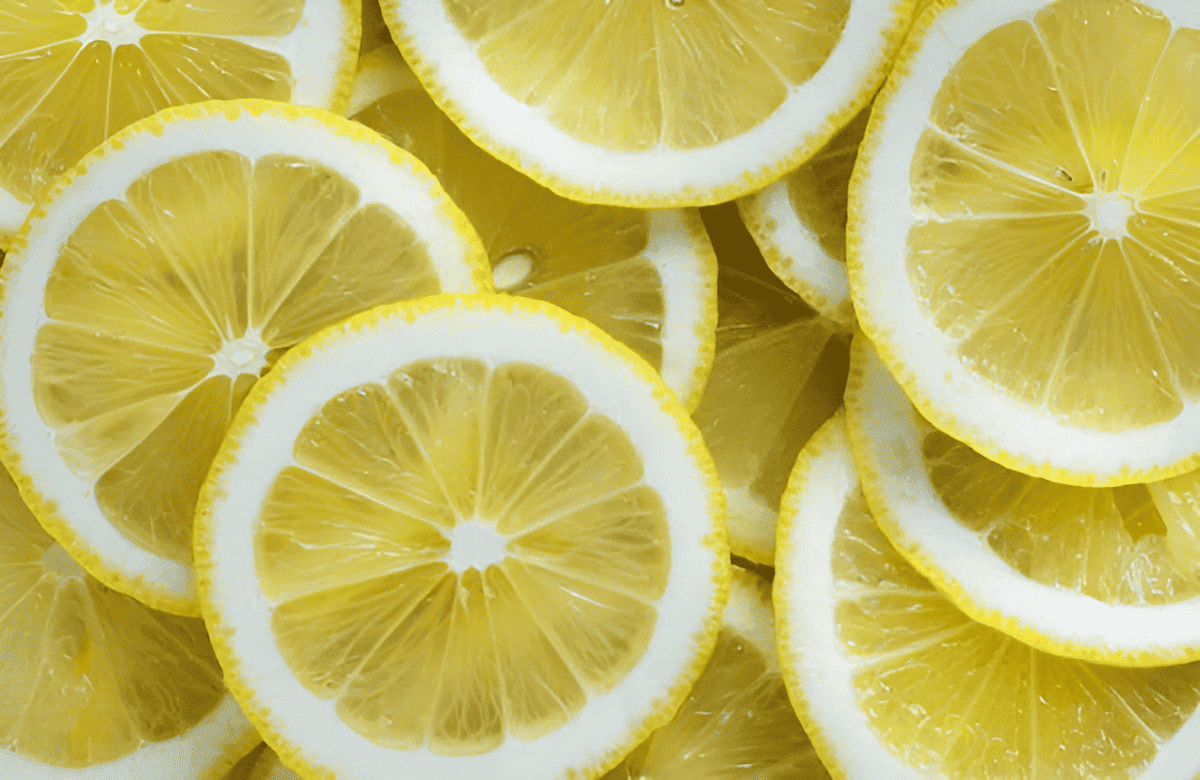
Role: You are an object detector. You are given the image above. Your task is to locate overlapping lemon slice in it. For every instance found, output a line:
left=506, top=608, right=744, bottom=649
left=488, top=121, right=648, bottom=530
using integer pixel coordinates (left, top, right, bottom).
left=195, top=294, right=729, bottom=780
left=348, top=48, right=717, bottom=410
left=379, top=0, right=914, bottom=207
left=0, top=0, right=360, bottom=246
left=0, top=100, right=490, bottom=615
left=0, top=463, right=257, bottom=778
left=693, top=204, right=849, bottom=564
left=847, top=335, right=1200, bottom=666
left=851, top=0, right=1200, bottom=486
left=774, top=411, right=1200, bottom=779
left=739, top=107, right=868, bottom=328
left=360, top=0, right=391, bottom=56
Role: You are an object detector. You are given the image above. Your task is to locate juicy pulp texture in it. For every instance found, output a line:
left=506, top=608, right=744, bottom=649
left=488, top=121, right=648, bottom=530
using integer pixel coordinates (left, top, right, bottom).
left=833, top=488, right=1200, bottom=778
left=919, top=414, right=1200, bottom=605
left=442, top=0, right=850, bottom=151
left=0, top=0, right=302, bottom=204
left=0, top=466, right=224, bottom=767
left=908, top=0, right=1200, bottom=431
left=350, top=68, right=667, bottom=373
left=256, top=358, right=671, bottom=755
left=33, top=150, right=440, bottom=563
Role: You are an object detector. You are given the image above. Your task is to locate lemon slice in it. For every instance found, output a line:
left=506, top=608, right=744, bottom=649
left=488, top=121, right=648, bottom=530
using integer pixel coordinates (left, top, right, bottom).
left=360, top=0, right=392, bottom=56
left=0, top=0, right=360, bottom=248
left=195, top=294, right=729, bottom=780
left=693, top=204, right=850, bottom=565
left=378, top=0, right=914, bottom=207
left=237, top=567, right=827, bottom=780
left=0, top=463, right=257, bottom=777
left=738, top=106, right=868, bottom=329
left=847, top=334, right=1200, bottom=666
left=221, top=744, right=269, bottom=780
left=774, top=411, right=1200, bottom=779
left=0, top=100, right=491, bottom=616
left=851, top=0, right=1200, bottom=486
left=347, top=47, right=718, bottom=411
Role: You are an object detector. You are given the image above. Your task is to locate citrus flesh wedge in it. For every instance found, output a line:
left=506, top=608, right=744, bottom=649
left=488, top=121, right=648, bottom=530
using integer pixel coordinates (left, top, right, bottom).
left=379, top=0, right=915, bottom=207
left=0, top=99, right=491, bottom=616
left=851, top=0, right=1200, bottom=486
left=693, top=204, right=850, bottom=565
left=0, top=0, right=360, bottom=247
left=0, top=462, right=257, bottom=777
left=223, top=745, right=269, bottom=780
left=360, top=0, right=391, bottom=55
left=847, top=334, right=1200, bottom=666
left=195, top=294, right=729, bottom=780
left=347, top=47, right=718, bottom=411
left=738, top=106, right=868, bottom=329
left=774, top=411, right=1200, bottom=779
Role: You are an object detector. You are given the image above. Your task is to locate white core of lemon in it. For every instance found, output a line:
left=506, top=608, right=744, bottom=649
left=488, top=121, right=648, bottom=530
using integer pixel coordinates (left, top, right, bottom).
left=212, top=330, right=272, bottom=378
left=448, top=519, right=509, bottom=573
left=80, top=1, right=147, bottom=47
left=1084, top=191, right=1135, bottom=241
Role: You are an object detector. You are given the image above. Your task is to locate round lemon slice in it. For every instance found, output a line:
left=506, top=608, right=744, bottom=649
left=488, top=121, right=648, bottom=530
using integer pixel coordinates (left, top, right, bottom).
left=847, top=334, right=1200, bottom=666
left=195, top=294, right=729, bottom=780
left=0, top=463, right=258, bottom=778
left=738, top=107, right=868, bottom=329
left=0, top=99, right=491, bottom=616
left=694, top=204, right=850, bottom=565
left=851, top=0, right=1200, bottom=486
left=774, top=411, right=1200, bottom=779
left=0, top=0, right=360, bottom=247
left=379, top=0, right=915, bottom=207
left=347, top=47, right=717, bottom=411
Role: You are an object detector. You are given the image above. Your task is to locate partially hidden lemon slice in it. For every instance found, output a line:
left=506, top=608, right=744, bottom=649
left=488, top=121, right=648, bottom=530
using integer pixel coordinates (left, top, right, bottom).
left=847, top=334, right=1200, bottom=666
left=739, top=106, right=868, bottom=329
left=0, top=100, right=491, bottom=616
left=774, top=411, right=1200, bottom=779
left=347, top=47, right=718, bottom=411
left=195, top=293, right=729, bottom=780
left=694, top=204, right=850, bottom=565
left=238, top=567, right=828, bottom=780
left=0, top=462, right=257, bottom=777
left=360, top=0, right=392, bottom=56
left=0, top=0, right=360, bottom=247
left=851, top=0, right=1200, bottom=486
left=379, top=0, right=915, bottom=207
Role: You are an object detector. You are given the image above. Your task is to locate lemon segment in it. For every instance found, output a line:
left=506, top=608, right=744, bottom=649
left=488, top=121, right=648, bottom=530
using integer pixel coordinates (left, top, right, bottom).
left=0, top=464, right=255, bottom=777
left=845, top=335, right=1200, bottom=665
left=851, top=0, right=1200, bottom=484
left=774, top=412, right=1200, bottom=779
left=383, top=0, right=914, bottom=206
left=348, top=47, right=717, bottom=411
left=0, top=0, right=359, bottom=245
left=196, top=293, right=728, bottom=780
left=0, top=100, right=491, bottom=615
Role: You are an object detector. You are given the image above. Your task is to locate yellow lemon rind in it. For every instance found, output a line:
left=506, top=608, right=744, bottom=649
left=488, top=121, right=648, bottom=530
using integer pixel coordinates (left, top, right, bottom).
left=195, top=292, right=730, bottom=780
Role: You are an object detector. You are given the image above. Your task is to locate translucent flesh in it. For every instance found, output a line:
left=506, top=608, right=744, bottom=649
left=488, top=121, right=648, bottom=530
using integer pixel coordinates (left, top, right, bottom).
left=33, top=150, right=439, bottom=563
left=0, top=1, right=300, bottom=203
left=600, top=628, right=829, bottom=780
left=784, top=106, right=868, bottom=265
left=692, top=266, right=849, bottom=524
left=258, top=359, right=668, bottom=754
left=833, top=488, right=1200, bottom=778
left=351, top=85, right=665, bottom=372
left=443, top=0, right=850, bottom=150
left=918, top=414, right=1200, bottom=605
left=0, top=466, right=224, bottom=767
left=908, top=0, right=1200, bottom=430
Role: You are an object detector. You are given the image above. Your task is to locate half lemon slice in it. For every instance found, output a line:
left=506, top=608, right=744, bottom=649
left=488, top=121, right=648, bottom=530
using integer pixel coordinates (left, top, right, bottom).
left=196, top=293, right=729, bottom=780
left=0, top=99, right=490, bottom=615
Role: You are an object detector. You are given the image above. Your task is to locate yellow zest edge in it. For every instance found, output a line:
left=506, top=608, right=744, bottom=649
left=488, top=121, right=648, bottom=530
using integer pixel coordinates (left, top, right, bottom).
left=331, top=0, right=366, bottom=116
left=0, top=98, right=492, bottom=616
left=736, top=185, right=858, bottom=332
left=772, top=409, right=854, bottom=780
left=194, top=291, right=731, bottom=780
left=842, top=335, right=1200, bottom=668
left=378, top=0, right=918, bottom=209
left=844, top=0, right=1200, bottom=488
left=677, top=208, right=720, bottom=414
